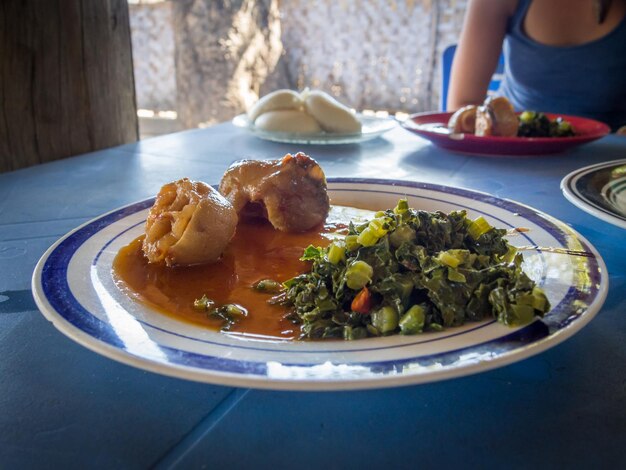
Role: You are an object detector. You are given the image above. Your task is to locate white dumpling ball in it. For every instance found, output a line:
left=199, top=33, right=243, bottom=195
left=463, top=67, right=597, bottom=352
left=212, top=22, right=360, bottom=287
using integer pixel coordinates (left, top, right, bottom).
left=302, top=90, right=362, bottom=134
left=247, top=89, right=303, bottom=122
left=254, top=110, right=322, bottom=134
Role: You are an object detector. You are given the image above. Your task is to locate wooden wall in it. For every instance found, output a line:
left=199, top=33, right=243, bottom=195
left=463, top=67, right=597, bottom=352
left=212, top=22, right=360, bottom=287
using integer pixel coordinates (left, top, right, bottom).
left=0, top=0, right=138, bottom=173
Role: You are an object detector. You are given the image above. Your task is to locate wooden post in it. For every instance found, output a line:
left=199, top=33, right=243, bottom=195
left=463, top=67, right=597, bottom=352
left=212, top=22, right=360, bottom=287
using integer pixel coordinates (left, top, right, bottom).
left=0, top=0, right=138, bottom=173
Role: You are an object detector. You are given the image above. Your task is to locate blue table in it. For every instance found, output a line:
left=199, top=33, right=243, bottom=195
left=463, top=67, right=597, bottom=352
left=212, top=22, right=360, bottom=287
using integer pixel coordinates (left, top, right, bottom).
left=1, top=123, right=625, bottom=468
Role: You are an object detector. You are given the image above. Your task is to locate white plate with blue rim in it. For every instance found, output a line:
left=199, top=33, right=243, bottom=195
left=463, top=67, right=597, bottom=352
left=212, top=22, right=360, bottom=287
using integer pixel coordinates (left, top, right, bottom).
left=561, top=158, right=626, bottom=229
left=232, top=113, right=397, bottom=145
left=32, top=179, right=607, bottom=390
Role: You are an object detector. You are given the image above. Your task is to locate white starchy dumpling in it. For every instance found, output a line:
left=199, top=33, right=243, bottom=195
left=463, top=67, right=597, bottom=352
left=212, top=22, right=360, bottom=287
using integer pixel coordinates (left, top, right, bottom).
left=142, top=178, right=238, bottom=266
left=254, top=110, right=322, bottom=134
left=303, top=90, right=362, bottom=134
left=247, top=89, right=303, bottom=122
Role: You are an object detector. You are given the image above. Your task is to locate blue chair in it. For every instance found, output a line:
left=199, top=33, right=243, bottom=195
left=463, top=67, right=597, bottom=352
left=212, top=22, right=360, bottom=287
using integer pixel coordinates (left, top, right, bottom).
left=440, top=44, right=505, bottom=111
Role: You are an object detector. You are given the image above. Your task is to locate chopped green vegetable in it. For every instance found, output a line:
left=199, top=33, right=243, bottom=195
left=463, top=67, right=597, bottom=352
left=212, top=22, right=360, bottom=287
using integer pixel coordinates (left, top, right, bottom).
left=300, top=245, right=324, bottom=261
left=327, top=242, right=346, bottom=265
left=345, top=235, right=360, bottom=251
left=193, top=295, right=215, bottom=312
left=399, top=304, right=426, bottom=335
left=345, top=260, right=374, bottom=290
left=281, top=200, right=551, bottom=340
left=438, top=250, right=462, bottom=268
left=519, top=110, right=536, bottom=124
left=447, top=268, right=466, bottom=283
left=389, top=224, right=416, bottom=248
left=253, top=279, right=283, bottom=293
left=394, top=198, right=409, bottom=213
left=357, top=227, right=380, bottom=246
left=193, top=295, right=248, bottom=330
left=371, top=306, right=399, bottom=334
left=468, top=216, right=492, bottom=240
left=209, top=303, right=248, bottom=330
left=500, top=245, right=518, bottom=264
left=517, top=111, right=575, bottom=137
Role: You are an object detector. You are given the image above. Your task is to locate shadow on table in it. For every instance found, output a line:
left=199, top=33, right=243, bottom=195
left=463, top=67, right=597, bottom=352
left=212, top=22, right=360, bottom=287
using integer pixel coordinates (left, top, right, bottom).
left=0, top=290, right=37, bottom=314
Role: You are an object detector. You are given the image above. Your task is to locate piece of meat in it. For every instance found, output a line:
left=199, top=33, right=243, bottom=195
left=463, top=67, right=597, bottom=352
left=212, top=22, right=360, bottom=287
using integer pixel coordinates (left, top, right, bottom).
left=448, top=105, right=477, bottom=133
left=143, top=178, right=238, bottom=266
left=475, top=96, right=518, bottom=137
left=219, top=152, right=330, bottom=232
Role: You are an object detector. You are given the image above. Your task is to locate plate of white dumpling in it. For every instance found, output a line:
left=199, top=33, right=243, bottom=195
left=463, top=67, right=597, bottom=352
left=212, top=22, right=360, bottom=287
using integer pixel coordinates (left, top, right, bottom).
left=233, top=89, right=397, bottom=144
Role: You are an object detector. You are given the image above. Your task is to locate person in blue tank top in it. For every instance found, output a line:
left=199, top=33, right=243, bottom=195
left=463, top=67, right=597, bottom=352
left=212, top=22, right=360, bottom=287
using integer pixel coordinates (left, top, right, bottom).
left=448, top=0, right=626, bottom=132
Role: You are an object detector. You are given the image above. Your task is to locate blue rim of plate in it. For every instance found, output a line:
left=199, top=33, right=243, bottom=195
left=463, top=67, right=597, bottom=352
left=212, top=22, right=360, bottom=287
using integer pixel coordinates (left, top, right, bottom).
left=32, top=179, right=607, bottom=389
left=561, top=158, right=626, bottom=229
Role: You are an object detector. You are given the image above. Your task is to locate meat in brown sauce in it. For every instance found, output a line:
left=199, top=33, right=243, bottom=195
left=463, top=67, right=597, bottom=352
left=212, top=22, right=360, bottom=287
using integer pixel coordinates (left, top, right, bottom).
left=219, top=152, right=330, bottom=232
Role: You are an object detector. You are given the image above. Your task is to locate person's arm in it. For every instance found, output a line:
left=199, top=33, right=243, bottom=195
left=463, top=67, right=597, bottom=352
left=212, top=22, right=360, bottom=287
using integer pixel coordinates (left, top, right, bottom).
left=447, top=0, right=517, bottom=110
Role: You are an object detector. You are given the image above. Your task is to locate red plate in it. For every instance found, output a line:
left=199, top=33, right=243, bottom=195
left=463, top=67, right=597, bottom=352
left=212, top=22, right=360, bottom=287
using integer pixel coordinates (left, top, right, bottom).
left=402, top=111, right=611, bottom=156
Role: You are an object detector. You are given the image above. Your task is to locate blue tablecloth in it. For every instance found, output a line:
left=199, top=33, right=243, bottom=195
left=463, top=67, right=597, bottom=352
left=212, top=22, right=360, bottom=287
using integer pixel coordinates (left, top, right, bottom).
left=1, top=123, right=625, bottom=468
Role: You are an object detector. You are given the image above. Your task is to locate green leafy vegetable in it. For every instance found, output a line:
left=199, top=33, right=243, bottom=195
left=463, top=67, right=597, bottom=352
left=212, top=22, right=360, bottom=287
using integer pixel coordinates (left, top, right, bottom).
left=193, top=295, right=215, bottom=312
left=253, top=279, right=283, bottom=293
left=518, top=111, right=575, bottom=137
left=281, top=199, right=550, bottom=340
left=209, top=304, right=248, bottom=330
left=193, top=294, right=248, bottom=330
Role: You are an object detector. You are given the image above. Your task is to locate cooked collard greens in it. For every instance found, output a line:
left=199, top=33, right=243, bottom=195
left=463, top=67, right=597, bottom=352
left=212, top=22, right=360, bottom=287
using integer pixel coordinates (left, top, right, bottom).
left=278, top=199, right=550, bottom=340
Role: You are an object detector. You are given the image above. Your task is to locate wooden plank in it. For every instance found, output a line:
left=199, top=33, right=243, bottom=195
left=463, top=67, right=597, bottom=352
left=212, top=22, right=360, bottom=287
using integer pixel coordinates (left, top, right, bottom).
left=0, top=0, right=138, bottom=173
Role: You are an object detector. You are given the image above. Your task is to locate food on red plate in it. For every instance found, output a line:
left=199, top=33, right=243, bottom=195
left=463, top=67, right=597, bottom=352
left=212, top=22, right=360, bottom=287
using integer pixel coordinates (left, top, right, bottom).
left=448, top=105, right=478, bottom=133
left=518, top=111, right=575, bottom=137
left=447, top=97, right=516, bottom=136
left=447, top=96, right=576, bottom=138
left=475, top=96, right=519, bottom=137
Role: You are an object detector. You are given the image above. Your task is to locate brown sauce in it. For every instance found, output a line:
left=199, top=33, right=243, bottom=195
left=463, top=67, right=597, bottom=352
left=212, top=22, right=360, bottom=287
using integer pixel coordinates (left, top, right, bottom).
left=113, top=219, right=342, bottom=340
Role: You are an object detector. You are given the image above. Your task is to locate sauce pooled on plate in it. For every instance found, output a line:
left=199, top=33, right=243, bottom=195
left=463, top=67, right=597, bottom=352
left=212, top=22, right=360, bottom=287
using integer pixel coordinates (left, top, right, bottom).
left=112, top=207, right=367, bottom=340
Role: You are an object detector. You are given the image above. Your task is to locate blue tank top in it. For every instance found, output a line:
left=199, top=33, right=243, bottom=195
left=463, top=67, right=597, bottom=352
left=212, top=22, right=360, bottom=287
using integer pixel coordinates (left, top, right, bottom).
left=498, top=0, right=626, bottom=130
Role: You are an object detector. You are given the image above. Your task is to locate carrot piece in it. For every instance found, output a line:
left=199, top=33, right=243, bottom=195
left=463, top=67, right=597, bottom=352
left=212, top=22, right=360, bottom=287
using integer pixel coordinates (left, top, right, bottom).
left=351, top=287, right=373, bottom=314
